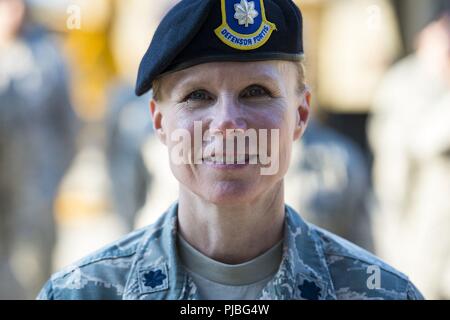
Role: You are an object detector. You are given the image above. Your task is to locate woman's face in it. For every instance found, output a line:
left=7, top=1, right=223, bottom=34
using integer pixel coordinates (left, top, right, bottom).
left=151, top=60, right=310, bottom=205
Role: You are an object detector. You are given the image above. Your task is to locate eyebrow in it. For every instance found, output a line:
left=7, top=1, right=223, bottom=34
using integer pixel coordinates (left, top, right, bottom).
left=170, top=68, right=283, bottom=95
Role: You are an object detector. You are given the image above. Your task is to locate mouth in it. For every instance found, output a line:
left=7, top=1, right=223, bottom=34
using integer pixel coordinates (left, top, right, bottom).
left=202, top=154, right=259, bottom=166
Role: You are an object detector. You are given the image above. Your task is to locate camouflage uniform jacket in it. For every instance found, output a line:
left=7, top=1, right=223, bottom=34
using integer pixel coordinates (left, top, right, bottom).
left=37, top=203, right=424, bottom=300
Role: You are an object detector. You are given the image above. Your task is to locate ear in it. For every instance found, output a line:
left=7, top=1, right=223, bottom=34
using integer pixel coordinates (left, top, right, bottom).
left=150, top=99, right=167, bottom=145
left=293, top=88, right=311, bottom=141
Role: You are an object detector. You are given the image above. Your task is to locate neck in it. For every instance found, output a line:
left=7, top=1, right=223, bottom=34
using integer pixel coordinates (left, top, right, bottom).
left=177, top=181, right=285, bottom=264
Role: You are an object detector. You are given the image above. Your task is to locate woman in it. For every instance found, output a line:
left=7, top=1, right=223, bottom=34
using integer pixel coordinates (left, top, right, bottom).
left=38, top=0, right=423, bottom=300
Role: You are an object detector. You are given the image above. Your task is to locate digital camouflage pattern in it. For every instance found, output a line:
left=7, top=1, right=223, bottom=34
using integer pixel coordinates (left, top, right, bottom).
left=37, top=203, right=424, bottom=300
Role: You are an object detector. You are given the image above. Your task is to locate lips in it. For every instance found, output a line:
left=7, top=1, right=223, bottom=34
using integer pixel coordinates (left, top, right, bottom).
left=202, top=154, right=259, bottom=165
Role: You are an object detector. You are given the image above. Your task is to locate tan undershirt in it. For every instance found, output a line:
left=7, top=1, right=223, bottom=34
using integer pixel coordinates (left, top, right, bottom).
left=177, top=234, right=283, bottom=300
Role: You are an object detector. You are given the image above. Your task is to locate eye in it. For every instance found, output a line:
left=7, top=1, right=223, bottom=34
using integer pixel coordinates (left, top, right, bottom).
left=183, top=89, right=213, bottom=102
left=241, top=85, right=271, bottom=98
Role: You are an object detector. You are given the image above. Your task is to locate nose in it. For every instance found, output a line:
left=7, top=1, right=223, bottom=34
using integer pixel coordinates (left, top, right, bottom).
left=209, top=95, right=248, bottom=136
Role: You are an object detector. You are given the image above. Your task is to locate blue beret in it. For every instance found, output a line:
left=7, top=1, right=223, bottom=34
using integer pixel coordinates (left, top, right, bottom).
left=135, top=0, right=304, bottom=96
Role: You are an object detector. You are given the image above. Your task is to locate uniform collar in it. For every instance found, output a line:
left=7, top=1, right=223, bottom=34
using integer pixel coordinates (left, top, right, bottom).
left=123, top=202, right=336, bottom=300
left=258, top=205, right=337, bottom=299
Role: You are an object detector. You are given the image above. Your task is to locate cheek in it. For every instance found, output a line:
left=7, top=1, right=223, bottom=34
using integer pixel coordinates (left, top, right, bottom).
left=259, top=109, right=295, bottom=177
left=247, top=104, right=296, bottom=150
left=162, top=108, right=199, bottom=145
left=163, top=110, right=193, bottom=131
left=247, top=99, right=294, bottom=128
left=162, top=114, right=195, bottom=174
left=277, top=110, right=296, bottom=171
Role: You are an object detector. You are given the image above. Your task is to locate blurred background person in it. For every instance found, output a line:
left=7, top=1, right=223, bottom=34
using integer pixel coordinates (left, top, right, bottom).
left=369, top=1, right=450, bottom=299
left=316, top=0, right=401, bottom=168
left=286, top=119, right=373, bottom=251
left=0, top=98, right=25, bottom=300
left=104, top=86, right=152, bottom=231
left=0, top=0, right=27, bottom=300
left=280, top=0, right=382, bottom=253
left=105, top=0, right=180, bottom=230
left=0, top=0, right=78, bottom=298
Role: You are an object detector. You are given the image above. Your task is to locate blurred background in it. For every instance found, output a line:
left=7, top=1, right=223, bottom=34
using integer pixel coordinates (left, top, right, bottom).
left=0, top=0, right=449, bottom=299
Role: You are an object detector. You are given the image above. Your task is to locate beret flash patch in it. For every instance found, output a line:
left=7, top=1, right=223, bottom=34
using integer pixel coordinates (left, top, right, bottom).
left=214, top=0, right=277, bottom=50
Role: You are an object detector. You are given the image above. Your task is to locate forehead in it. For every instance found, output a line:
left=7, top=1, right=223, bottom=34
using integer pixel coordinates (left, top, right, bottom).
left=158, top=60, right=296, bottom=93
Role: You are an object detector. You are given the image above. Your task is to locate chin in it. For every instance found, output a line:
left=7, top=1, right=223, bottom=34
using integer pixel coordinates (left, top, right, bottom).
left=198, top=180, right=260, bottom=205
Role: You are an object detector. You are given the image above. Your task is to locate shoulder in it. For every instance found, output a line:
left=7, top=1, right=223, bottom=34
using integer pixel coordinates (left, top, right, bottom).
left=38, top=204, right=179, bottom=300
left=311, top=225, right=424, bottom=300
left=37, top=227, right=148, bottom=300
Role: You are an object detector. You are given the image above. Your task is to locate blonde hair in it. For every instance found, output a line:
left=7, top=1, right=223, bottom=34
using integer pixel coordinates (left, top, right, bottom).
left=294, top=60, right=307, bottom=93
